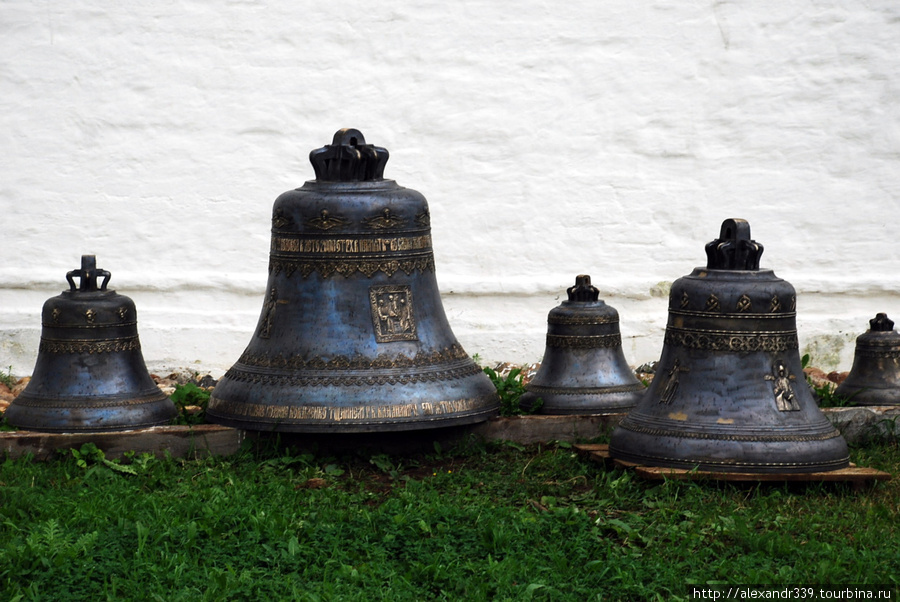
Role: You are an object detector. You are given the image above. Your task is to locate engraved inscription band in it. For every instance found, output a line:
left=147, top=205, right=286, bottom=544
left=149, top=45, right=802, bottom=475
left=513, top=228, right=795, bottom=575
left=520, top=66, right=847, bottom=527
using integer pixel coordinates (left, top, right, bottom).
left=208, top=395, right=493, bottom=422
left=272, top=235, right=432, bottom=255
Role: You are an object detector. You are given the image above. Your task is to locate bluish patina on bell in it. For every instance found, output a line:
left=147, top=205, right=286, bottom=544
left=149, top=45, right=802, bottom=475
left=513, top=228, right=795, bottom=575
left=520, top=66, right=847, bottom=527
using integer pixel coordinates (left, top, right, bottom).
left=609, top=219, right=849, bottom=473
left=835, top=313, right=900, bottom=406
left=207, top=129, right=499, bottom=432
left=520, top=275, right=644, bottom=414
left=6, top=255, right=177, bottom=432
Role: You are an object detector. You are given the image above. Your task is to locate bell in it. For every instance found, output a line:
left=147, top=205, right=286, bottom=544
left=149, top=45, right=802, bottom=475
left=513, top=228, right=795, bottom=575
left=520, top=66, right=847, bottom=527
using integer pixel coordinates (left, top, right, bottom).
left=834, top=313, right=900, bottom=405
left=609, top=219, right=849, bottom=473
left=6, top=255, right=177, bottom=432
left=207, top=129, right=499, bottom=432
left=519, top=275, right=644, bottom=414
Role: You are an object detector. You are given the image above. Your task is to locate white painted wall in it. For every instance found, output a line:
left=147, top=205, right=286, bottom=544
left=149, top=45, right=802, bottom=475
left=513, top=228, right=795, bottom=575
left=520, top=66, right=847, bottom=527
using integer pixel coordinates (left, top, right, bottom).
left=2, top=1, right=899, bottom=376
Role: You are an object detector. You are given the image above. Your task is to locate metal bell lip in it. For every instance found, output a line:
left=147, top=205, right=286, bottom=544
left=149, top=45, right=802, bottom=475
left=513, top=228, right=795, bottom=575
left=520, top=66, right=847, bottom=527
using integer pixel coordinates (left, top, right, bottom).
left=609, top=219, right=849, bottom=474
left=207, top=129, right=499, bottom=432
left=5, top=255, right=177, bottom=432
left=520, top=275, right=644, bottom=414
left=834, top=313, right=900, bottom=405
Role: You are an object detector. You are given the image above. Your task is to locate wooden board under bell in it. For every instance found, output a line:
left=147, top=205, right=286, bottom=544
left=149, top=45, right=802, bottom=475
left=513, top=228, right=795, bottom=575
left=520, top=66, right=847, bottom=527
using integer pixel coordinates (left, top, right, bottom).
left=573, top=443, right=892, bottom=489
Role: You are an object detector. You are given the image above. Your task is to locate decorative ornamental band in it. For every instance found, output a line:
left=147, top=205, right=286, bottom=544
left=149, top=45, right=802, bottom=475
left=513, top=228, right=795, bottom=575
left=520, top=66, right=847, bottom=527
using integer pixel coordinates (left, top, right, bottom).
left=666, top=309, right=796, bottom=320
left=222, top=363, right=482, bottom=388
left=616, top=419, right=842, bottom=442
left=547, top=315, right=619, bottom=326
left=545, top=333, right=622, bottom=349
left=39, top=336, right=142, bottom=355
left=269, top=256, right=435, bottom=279
left=854, top=346, right=900, bottom=359
left=663, top=327, right=798, bottom=352
left=208, top=395, right=493, bottom=422
left=271, top=235, right=432, bottom=255
left=525, top=383, right=645, bottom=396
left=237, top=344, right=471, bottom=371
left=12, top=392, right=167, bottom=408
left=609, top=445, right=849, bottom=469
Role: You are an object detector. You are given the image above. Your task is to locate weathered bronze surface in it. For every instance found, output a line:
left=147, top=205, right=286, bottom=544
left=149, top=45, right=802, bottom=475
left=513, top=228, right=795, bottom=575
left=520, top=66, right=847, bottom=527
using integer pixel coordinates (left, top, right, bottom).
left=835, top=313, right=900, bottom=405
left=207, top=129, right=499, bottom=432
left=6, top=256, right=177, bottom=432
left=520, top=275, right=643, bottom=414
left=609, top=219, right=849, bottom=473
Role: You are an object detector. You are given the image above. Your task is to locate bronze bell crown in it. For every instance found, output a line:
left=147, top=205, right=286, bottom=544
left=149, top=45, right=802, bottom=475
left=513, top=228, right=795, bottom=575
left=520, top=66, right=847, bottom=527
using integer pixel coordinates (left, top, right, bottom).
left=609, top=219, right=849, bottom=473
left=206, top=129, right=499, bottom=432
left=5, top=255, right=177, bottom=432
left=834, top=313, right=900, bottom=405
left=519, top=275, right=644, bottom=414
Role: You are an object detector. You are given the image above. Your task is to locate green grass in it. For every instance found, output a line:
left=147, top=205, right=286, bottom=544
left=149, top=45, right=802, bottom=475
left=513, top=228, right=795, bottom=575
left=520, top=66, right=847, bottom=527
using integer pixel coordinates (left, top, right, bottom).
left=1, top=438, right=899, bottom=601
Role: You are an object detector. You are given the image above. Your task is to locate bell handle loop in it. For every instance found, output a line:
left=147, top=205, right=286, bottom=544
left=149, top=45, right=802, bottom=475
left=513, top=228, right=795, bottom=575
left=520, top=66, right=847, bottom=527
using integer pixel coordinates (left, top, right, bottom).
left=64, top=256, right=111, bottom=292
left=97, top=269, right=111, bottom=291
left=309, top=129, right=389, bottom=182
left=65, top=270, right=78, bottom=292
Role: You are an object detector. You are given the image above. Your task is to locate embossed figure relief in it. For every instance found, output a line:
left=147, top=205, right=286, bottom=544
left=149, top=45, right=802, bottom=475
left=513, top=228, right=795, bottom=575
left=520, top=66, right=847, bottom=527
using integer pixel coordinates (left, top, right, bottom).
left=85, top=309, right=96, bottom=324
left=50, top=308, right=61, bottom=324
left=658, top=358, right=689, bottom=404
left=369, top=285, right=417, bottom=342
left=306, top=209, right=348, bottom=231
left=364, top=208, right=405, bottom=230
left=765, top=360, right=801, bottom=411
left=680, top=291, right=690, bottom=309
left=736, top=294, right=752, bottom=313
left=705, top=294, right=720, bottom=312
left=272, top=209, right=293, bottom=230
left=258, top=287, right=285, bottom=339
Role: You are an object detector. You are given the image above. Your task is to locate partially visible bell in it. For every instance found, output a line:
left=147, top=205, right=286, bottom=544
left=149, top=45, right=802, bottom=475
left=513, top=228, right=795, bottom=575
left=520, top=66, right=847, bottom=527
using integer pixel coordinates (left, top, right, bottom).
left=520, top=275, right=644, bottom=414
left=609, top=219, right=849, bottom=473
left=206, top=129, right=499, bottom=432
left=834, top=313, right=900, bottom=406
left=6, top=255, right=177, bottom=432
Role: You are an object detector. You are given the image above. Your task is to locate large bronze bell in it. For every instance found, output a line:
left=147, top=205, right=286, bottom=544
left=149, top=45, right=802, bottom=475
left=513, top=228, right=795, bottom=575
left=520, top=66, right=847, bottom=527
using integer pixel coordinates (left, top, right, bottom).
left=6, top=256, right=177, bottom=432
left=207, top=129, right=499, bottom=432
left=609, top=219, right=849, bottom=473
left=834, top=313, right=900, bottom=405
left=519, top=275, right=644, bottom=414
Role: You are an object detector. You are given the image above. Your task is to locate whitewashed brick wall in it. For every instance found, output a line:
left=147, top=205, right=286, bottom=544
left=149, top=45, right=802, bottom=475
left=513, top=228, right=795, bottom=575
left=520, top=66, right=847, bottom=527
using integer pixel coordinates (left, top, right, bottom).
left=2, top=1, right=899, bottom=376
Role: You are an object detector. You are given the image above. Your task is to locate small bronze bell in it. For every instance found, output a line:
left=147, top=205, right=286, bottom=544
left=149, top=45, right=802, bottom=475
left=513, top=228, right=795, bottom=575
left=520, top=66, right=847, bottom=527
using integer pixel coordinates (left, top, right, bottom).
left=207, top=129, right=499, bottom=432
left=834, top=313, right=900, bottom=405
left=519, top=275, right=644, bottom=414
left=6, top=256, right=177, bottom=432
left=609, top=219, right=849, bottom=473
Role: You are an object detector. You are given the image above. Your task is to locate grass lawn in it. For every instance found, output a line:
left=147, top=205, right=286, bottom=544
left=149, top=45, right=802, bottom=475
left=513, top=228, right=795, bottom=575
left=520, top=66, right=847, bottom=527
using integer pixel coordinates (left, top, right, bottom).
left=1, top=436, right=898, bottom=601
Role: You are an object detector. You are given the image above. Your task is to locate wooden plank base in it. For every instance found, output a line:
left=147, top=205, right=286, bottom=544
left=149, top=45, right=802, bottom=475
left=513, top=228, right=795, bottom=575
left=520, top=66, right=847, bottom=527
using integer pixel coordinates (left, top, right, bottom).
left=573, top=444, right=892, bottom=488
left=0, top=424, right=244, bottom=460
